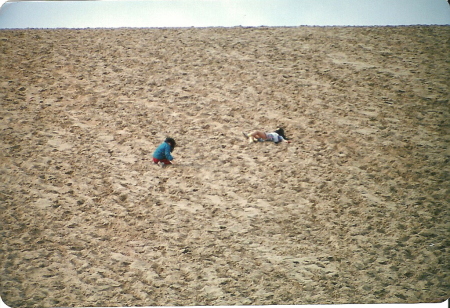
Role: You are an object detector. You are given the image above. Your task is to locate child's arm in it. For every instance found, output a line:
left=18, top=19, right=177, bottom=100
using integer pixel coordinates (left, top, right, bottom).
left=280, top=136, right=291, bottom=143
left=164, top=143, right=174, bottom=161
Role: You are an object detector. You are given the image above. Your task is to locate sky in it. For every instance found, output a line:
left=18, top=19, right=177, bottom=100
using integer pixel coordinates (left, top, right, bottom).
left=0, top=0, right=449, bottom=29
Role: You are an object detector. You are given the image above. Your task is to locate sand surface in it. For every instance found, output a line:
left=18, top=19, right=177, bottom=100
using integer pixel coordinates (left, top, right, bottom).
left=0, top=26, right=449, bottom=307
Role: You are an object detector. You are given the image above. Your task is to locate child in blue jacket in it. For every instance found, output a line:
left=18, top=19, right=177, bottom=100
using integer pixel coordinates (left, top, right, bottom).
left=153, top=138, right=176, bottom=165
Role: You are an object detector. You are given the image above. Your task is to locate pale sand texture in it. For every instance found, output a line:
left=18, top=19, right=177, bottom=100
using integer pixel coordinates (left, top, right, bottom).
left=0, top=26, right=449, bottom=307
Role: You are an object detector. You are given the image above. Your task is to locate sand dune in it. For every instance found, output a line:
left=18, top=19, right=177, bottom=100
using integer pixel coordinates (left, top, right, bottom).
left=0, top=26, right=449, bottom=307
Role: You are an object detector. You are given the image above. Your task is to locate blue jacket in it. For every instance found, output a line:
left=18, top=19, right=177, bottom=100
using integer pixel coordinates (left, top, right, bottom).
left=153, top=142, right=173, bottom=161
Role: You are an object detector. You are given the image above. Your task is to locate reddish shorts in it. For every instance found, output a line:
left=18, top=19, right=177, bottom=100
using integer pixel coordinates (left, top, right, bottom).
left=153, top=157, right=172, bottom=165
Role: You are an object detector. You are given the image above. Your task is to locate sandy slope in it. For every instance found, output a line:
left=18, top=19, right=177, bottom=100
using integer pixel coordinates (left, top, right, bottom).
left=0, top=26, right=449, bottom=307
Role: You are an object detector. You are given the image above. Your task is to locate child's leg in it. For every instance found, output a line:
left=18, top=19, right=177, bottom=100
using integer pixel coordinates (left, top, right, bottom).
left=153, top=158, right=172, bottom=165
left=244, top=131, right=266, bottom=143
left=249, top=131, right=267, bottom=139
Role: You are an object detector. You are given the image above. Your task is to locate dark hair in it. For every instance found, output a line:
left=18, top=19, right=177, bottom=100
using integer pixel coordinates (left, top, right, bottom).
left=274, top=128, right=288, bottom=140
left=165, top=137, right=176, bottom=152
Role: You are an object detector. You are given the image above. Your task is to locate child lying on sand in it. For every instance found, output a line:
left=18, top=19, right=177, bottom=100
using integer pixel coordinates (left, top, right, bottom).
left=243, top=128, right=291, bottom=144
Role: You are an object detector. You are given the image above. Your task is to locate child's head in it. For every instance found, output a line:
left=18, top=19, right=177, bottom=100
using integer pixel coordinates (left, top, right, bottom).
left=165, top=137, right=176, bottom=152
left=275, top=128, right=287, bottom=139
